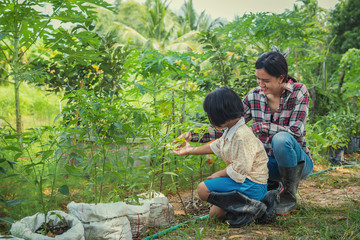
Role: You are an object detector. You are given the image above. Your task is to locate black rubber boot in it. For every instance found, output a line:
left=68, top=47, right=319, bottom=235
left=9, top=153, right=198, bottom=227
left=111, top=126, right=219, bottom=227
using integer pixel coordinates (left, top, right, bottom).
left=275, top=161, right=305, bottom=215
left=267, top=180, right=283, bottom=192
left=207, top=190, right=266, bottom=228
left=256, top=190, right=279, bottom=224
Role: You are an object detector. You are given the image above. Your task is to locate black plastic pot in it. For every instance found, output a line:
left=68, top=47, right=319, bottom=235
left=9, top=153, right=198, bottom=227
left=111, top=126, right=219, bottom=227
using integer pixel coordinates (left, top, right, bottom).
left=344, top=137, right=359, bottom=154
left=328, top=146, right=345, bottom=165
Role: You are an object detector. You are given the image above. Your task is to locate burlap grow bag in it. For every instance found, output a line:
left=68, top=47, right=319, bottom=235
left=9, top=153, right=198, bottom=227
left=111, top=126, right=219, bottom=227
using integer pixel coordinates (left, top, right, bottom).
left=138, top=192, right=174, bottom=227
left=126, top=200, right=150, bottom=238
left=0, top=234, right=24, bottom=239
left=10, top=210, right=84, bottom=240
left=67, top=201, right=132, bottom=240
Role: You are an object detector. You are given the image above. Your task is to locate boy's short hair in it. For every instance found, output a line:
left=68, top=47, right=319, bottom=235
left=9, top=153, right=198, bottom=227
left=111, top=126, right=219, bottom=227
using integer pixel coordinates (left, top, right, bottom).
left=203, top=87, right=244, bottom=127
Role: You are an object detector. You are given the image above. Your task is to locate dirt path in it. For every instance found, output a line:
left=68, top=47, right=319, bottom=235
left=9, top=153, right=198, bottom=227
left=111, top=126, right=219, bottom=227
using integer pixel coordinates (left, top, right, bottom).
left=299, top=166, right=360, bottom=207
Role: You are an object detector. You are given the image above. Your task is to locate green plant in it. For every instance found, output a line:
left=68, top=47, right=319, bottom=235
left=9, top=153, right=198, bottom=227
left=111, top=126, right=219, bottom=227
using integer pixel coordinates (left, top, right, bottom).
left=0, top=119, right=73, bottom=234
left=60, top=90, right=144, bottom=203
left=0, top=0, right=112, bottom=134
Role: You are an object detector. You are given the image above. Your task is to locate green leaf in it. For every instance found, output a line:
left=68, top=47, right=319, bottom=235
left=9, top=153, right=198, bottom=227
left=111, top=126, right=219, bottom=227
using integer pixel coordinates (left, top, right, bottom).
left=131, top=193, right=140, bottom=205
left=135, top=114, right=142, bottom=129
left=0, top=32, right=8, bottom=41
left=1, top=174, right=19, bottom=179
left=163, top=172, right=178, bottom=176
left=0, top=218, right=15, bottom=224
left=49, top=211, right=63, bottom=221
left=54, top=113, right=63, bottom=123
left=4, top=199, right=25, bottom=207
left=85, top=184, right=93, bottom=192
left=69, top=152, right=83, bottom=162
left=65, top=164, right=82, bottom=177
left=114, top=122, right=122, bottom=130
left=58, top=185, right=70, bottom=196
left=14, top=152, right=22, bottom=161
left=127, top=156, right=134, bottom=165
left=42, top=150, right=54, bottom=159
left=0, top=167, right=6, bottom=175
left=3, top=146, right=22, bottom=152
left=7, top=161, right=18, bottom=169
left=4, top=135, right=18, bottom=139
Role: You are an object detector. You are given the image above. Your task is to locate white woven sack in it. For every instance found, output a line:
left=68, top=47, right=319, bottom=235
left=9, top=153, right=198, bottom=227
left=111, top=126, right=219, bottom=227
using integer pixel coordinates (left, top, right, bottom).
left=10, top=210, right=84, bottom=240
left=126, top=200, right=150, bottom=238
left=67, top=201, right=127, bottom=222
left=67, top=201, right=131, bottom=240
left=0, top=235, right=24, bottom=239
left=138, top=192, right=174, bottom=227
left=83, top=217, right=132, bottom=240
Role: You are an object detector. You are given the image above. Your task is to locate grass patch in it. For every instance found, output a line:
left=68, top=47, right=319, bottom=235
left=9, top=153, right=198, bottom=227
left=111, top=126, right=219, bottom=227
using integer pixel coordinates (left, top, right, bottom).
left=0, top=84, right=62, bottom=130
left=152, top=200, right=360, bottom=240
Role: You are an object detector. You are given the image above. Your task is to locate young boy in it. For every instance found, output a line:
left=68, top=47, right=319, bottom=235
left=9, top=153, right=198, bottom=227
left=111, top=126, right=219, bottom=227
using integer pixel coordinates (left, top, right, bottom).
left=173, top=87, right=271, bottom=227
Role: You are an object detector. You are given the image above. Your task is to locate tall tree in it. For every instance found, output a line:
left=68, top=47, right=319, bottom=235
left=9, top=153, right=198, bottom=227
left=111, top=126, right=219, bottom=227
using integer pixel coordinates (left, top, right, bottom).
left=96, top=0, right=217, bottom=52
left=329, top=0, right=360, bottom=54
left=0, top=0, right=112, bottom=135
left=177, top=0, right=222, bottom=35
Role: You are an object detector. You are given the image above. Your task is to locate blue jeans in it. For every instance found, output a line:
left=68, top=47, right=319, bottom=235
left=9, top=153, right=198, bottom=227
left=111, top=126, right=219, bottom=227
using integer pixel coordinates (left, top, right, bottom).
left=268, top=132, right=313, bottom=182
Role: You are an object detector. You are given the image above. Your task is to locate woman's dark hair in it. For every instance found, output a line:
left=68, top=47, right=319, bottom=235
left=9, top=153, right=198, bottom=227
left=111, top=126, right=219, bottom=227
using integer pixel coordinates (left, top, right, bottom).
left=255, top=51, right=296, bottom=83
left=203, top=87, right=244, bottom=127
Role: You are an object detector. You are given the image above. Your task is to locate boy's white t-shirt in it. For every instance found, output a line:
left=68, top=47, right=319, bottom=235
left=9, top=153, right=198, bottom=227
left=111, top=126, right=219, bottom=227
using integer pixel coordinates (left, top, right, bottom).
left=209, top=118, right=269, bottom=184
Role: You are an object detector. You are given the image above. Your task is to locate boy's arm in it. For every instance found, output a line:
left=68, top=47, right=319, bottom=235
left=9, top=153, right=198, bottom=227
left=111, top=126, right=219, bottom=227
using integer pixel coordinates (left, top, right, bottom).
left=173, top=141, right=214, bottom=155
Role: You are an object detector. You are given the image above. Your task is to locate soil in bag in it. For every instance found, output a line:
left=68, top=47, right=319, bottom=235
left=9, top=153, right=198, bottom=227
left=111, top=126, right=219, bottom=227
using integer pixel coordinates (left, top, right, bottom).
left=35, top=222, right=71, bottom=237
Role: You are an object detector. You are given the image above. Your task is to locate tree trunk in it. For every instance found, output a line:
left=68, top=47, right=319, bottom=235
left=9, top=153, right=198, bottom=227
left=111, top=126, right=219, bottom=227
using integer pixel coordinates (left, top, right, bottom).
left=294, top=49, right=300, bottom=82
left=15, top=81, right=22, bottom=135
left=322, top=62, right=326, bottom=90
left=309, top=86, right=316, bottom=124
left=13, top=32, right=22, bottom=135
left=338, top=70, right=345, bottom=90
left=180, top=79, right=188, bottom=124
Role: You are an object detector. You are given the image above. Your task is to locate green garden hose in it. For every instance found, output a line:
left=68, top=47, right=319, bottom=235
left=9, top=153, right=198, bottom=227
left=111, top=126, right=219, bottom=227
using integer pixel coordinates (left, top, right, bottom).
left=141, top=215, right=210, bottom=240
left=141, top=164, right=359, bottom=240
left=308, top=163, right=359, bottom=176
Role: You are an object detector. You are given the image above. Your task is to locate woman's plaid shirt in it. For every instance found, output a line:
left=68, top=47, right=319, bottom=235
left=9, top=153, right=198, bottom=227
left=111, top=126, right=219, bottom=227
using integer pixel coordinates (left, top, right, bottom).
left=192, top=79, right=311, bottom=158
left=243, top=79, right=311, bottom=158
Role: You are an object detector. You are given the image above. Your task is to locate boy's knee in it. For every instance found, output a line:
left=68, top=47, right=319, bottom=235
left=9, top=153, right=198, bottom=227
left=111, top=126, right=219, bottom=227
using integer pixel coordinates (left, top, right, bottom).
left=197, top=182, right=210, bottom=201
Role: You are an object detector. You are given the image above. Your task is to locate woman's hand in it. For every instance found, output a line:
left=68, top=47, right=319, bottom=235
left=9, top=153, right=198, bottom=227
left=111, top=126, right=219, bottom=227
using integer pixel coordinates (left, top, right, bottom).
left=173, top=141, right=192, bottom=155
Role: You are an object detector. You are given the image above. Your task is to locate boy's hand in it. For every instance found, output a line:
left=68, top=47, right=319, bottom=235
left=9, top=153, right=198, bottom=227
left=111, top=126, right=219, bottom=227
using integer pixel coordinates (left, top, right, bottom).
left=207, top=169, right=227, bottom=180
left=207, top=172, right=222, bottom=180
left=172, top=141, right=192, bottom=155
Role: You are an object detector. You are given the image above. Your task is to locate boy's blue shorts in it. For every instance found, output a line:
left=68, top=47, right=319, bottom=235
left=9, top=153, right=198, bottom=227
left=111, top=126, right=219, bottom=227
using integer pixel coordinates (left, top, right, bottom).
left=204, top=177, right=267, bottom=201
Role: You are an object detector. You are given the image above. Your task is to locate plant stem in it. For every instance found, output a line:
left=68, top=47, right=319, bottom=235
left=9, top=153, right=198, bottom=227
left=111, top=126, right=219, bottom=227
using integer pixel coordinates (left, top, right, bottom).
left=94, top=162, right=98, bottom=203
left=12, top=23, right=22, bottom=135
left=294, top=49, right=300, bottom=82
left=39, top=176, right=48, bottom=234
left=200, top=156, right=203, bottom=180
left=99, top=144, right=107, bottom=203
left=159, top=91, right=175, bottom=192
left=171, top=175, right=188, bottom=216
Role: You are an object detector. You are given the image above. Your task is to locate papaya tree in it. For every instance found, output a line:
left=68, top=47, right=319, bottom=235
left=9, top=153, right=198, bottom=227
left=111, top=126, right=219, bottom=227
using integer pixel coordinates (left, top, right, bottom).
left=0, top=0, right=112, bottom=135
